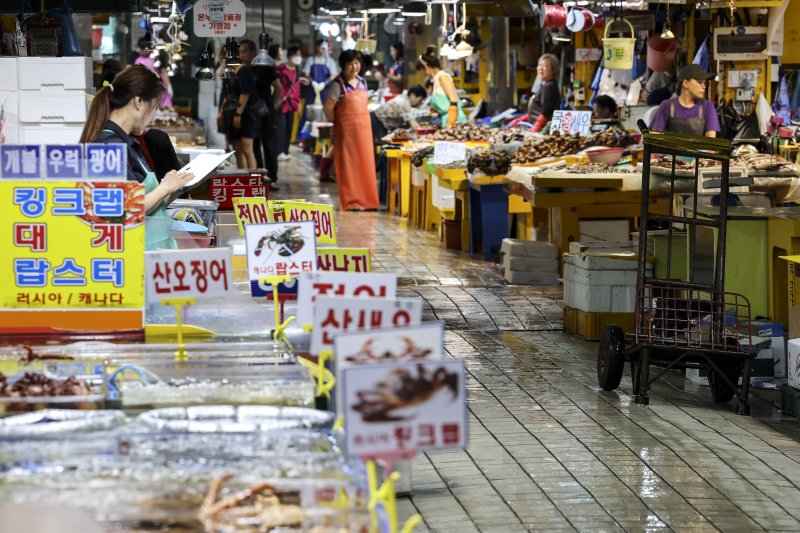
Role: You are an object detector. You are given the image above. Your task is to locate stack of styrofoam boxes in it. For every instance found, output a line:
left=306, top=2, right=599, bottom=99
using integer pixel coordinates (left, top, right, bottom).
left=501, top=238, right=559, bottom=285
left=686, top=320, right=786, bottom=385
left=563, top=252, right=651, bottom=314
left=0, top=56, right=92, bottom=145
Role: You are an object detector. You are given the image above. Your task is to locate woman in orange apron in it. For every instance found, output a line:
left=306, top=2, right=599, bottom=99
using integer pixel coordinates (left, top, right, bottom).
left=322, top=50, right=379, bottom=211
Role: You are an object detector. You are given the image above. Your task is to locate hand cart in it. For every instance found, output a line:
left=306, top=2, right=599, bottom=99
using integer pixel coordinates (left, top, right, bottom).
left=597, top=128, right=758, bottom=415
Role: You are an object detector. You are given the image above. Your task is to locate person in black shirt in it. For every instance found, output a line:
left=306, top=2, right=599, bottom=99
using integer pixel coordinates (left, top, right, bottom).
left=136, top=128, right=182, bottom=182
left=527, top=54, right=561, bottom=132
left=221, top=44, right=259, bottom=169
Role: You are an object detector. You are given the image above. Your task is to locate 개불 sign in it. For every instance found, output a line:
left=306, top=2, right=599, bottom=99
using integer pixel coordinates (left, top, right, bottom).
left=245, top=221, right=316, bottom=294
left=342, top=359, right=467, bottom=457
left=296, top=272, right=397, bottom=328
left=144, top=248, right=233, bottom=302
left=310, top=296, right=422, bottom=354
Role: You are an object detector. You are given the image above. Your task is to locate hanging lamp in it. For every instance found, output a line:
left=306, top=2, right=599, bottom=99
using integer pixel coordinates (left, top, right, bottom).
left=251, top=0, right=275, bottom=66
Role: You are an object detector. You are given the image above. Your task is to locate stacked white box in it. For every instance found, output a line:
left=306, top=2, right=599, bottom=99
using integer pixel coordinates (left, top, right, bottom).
left=563, top=253, right=652, bottom=313
left=789, top=339, right=800, bottom=390
left=501, top=238, right=559, bottom=285
left=8, top=57, right=93, bottom=146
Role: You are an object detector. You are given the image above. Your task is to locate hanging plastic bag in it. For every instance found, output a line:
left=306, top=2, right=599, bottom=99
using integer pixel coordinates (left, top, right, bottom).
left=792, top=70, right=800, bottom=119
left=692, top=35, right=711, bottom=72
left=755, top=92, right=773, bottom=135
left=774, top=74, right=792, bottom=125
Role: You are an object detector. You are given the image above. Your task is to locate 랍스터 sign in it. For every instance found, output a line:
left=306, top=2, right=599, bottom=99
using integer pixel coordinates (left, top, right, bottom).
left=245, top=221, right=316, bottom=295
left=0, top=180, right=145, bottom=333
left=549, top=110, right=593, bottom=136
left=432, top=141, right=467, bottom=166
left=296, top=272, right=397, bottom=328
left=317, top=247, right=371, bottom=272
left=310, top=296, right=422, bottom=354
left=144, top=248, right=233, bottom=302
left=193, top=0, right=246, bottom=37
left=274, top=201, right=336, bottom=245
left=342, top=359, right=467, bottom=457
left=232, top=197, right=269, bottom=236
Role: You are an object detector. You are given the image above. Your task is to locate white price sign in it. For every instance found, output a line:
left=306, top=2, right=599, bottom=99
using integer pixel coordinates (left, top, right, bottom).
left=193, top=0, right=246, bottom=37
left=310, top=296, right=422, bottom=354
left=296, top=272, right=397, bottom=328
left=342, top=359, right=467, bottom=457
left=245, top=221, right=316, bottom=294
left=549, top=110, right=593, bottom=136
left=145, top=248, right=233, bottom=302
left=432, top=141, right=467, bottom=165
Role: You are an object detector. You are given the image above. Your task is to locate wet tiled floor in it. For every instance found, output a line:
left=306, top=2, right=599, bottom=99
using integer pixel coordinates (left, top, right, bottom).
left=279, top=153, right=800, bottom=532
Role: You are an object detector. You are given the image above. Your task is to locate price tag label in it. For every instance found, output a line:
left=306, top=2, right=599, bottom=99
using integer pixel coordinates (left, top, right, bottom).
left=0, top=145, right=41, bottom=179
left=144, top=248, right=233, bottom=302
left=317, top=247, right=371, bottom=272
left=432, top=141, right=466, bottom=165
left=280, top=201, right=336, bottom=245
left=296, top=272, right=397, bottom=328
left=342, top=359, right=467, bottom=456
left=310, top=296, right=422, bottom=354
left=267, top=198, right=307, bottom=222
left=209, top=0, right=224, bottom=23
left=549, top=110, right=593, bottom=136
left=356, top=39, right=377, bottom=54
left=232, top=197, right=269, bottom=236
left=245, top=221, right=316, bottom=296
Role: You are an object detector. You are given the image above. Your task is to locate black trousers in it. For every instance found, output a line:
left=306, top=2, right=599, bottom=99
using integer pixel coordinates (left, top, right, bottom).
left=275, top=110, right=294, bottom=156
left=254, top=115, right=279, bottom=182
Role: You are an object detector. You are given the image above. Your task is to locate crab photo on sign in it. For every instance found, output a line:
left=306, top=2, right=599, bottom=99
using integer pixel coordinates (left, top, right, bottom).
left=341, top=359, right=467, bottom=457
left=244, top=221, right=316, bottom=288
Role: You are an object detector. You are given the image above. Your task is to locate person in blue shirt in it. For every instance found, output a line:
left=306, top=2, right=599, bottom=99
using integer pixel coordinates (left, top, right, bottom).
left=80, top=65, right=194, bottom=250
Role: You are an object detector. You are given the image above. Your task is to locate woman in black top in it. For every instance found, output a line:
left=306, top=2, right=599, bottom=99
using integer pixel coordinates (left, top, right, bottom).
left=527, top=54, right=561, bottom=132
left=221, top=44, right=260, bottom=169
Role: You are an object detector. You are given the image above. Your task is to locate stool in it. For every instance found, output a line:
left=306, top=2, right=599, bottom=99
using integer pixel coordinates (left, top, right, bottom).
left=469, top=181, right=509, bottom=261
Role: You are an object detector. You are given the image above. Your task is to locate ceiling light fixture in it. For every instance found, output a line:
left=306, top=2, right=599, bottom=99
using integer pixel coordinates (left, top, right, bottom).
left=224, top=36, right=242, bottom=66
left=252, top=0, right=276, bottom=66
left=194, top=42, right=214, bottom=80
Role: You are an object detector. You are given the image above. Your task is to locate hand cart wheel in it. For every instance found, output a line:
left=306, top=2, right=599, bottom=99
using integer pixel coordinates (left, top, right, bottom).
left=597, top=325, right=626, bottom=391
left=708, top=363, right=741, bottom=403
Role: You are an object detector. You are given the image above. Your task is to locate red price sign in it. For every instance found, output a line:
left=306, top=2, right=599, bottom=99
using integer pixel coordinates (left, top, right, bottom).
left=296, top=272, right=397, bottom=327
left=145, top=248, right=233, bottom=302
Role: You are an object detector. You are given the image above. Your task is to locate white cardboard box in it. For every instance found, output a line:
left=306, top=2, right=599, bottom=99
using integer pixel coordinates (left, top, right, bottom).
left=19, top=91, right=88, bottom=124
left=788, top=339, right=800, bottom=390
left=0, top=91, right=19, bottom=125
left=687, top=343, right=779, bottom=386
left=563, top=254, right=652, bottom=313
left=20, top=125, right=84, bottom=145
left=0, top=57, right=18, bottom=92
left=579, top=219, right=630, bottom=243
left=17, top=56, right=92, bottom=91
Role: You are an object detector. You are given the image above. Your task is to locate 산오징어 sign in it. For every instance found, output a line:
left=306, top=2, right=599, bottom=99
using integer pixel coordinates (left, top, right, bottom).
left=144, top=248, right=233, bottom=302
left=280, top=201, right=336, bottom=245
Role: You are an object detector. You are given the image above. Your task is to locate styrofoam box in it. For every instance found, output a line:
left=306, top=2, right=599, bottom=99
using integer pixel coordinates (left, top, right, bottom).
left=503, top=255, right=559, bottom=273
left=3, top=124, right=19, bottom=144
left=18, top=56, right=92, bottom=91
left=501, top=238, right=559, bottom=259
left=563, top=254, right=652, bottom=313
left=412, top=166, right=426, bottom=187
left=579, top=219, right=630, bottom=243
left=0, top=58, right=18, bottom=92
left=19, top=91, right=88, bottom=124
left=0, top=91, right=20, bottom=124
left=789, top=339, right=800, bottom=390
left=20, top=125, right=84, bottom=145
left=773, top=337, right=787, bottom=378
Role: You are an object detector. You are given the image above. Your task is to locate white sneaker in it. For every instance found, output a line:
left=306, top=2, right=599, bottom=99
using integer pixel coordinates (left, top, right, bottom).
left=278, top=153, right=289, bottom=161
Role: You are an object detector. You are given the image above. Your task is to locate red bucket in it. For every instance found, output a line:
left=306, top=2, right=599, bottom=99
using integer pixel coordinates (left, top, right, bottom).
left=647, top=35, right=679, bottom=72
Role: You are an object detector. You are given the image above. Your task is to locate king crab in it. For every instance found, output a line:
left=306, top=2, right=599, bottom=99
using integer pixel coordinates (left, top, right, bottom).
left=344, top=337, right=433, bottom=364
left=350, top=364, right=459, bottom=422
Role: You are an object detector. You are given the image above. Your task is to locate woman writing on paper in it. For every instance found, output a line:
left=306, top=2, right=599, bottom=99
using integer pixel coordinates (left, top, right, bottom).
left=80, top=65, right=194, bottom=250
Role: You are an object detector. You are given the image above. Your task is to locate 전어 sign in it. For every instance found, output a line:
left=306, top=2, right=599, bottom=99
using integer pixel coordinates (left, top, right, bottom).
left=296, top=272, right=397, bottom=328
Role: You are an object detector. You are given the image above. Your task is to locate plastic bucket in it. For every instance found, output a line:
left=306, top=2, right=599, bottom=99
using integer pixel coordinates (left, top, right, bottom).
left=603, top=19, right=636, bottom=70
left=647, top=35, right=679, bottom=72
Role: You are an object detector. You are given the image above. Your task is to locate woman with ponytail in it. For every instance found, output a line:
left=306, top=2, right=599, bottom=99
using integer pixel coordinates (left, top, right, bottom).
left=81, top=65, right=194, bottom=250
left=415, top=46, right=465, bottom=128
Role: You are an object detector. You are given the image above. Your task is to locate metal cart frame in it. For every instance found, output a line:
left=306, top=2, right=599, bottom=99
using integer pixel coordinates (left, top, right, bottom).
left=597, top=129, right=758, bottom=415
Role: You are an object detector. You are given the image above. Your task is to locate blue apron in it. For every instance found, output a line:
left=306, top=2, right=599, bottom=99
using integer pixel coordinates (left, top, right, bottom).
left=307, top=58, right=332, bottom=102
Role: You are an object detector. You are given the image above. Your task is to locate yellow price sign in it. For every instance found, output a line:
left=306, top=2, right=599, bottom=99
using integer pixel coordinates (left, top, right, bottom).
left=232, top=197, right=269, bottom=236
left=317, top=247, right=371, bottom=272
left=0, top=181, right=145, bottom=333
left=281, top=201, right=337, bottom=245
left=267, top=198, right=307, bottom=223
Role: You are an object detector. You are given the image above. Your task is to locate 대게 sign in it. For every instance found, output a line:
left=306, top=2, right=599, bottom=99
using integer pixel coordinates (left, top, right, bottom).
left=144, top=248, right=233, bottom=302
left=245, top=221, right=316, bottom=295
left=0, top=180, right=145, bottom=333
left=342, top=359, right=467, bottom=457
left=549, top=110, right=593, bottom=136
left=296, top=272, right=397, bottom=328
left=310, top=296, right=422, bottom=354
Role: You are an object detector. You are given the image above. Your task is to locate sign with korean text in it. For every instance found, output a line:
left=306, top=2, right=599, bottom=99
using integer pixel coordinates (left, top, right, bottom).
left=271, top=201, right=336, bottom=245
left=233, top=197, right=269, bottom=236
left=317, top=247, right=371, bottom=272
left=193, top=0, right=246, bottom=37
left=432, top=141, right=466, bottom=166
left=144, top=248, right=233, bottom=302
left=0, top=181, right=145, bottom=333
left=267, top=198, right=307, bottom=223
left=245, top=221, right=316, bottom=295
left=296, top=272, right=397, bottom=327
left=310, top=296, right=422, bottom=354
left=44, top=145, right=84, bottom=179
left=342, top=359, right=467, bottom=457
left=209, top=173, right=266, bottom=210
left=549, top=110, right=592, bottom=136
left=1, top=145, right=41, bottom=179
left=356, top=39, right=377, bottom=55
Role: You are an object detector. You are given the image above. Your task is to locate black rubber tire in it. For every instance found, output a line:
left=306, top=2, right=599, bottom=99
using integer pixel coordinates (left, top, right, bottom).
left=708, top=363, right=740, bottom=403
left=597, top=325, right=626, bottom=391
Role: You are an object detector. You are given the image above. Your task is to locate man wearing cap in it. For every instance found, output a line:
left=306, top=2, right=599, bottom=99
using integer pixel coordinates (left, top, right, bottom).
left=649, top=65, right=719, bottom=137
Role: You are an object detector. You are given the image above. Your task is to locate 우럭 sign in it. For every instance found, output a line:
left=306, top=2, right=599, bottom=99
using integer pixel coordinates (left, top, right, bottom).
left=310, top=296, right=422, bottom=354
left=0, top=145, right=41, bottom=179
left=273, top=201, right=336, bottom=245
left=144, top=248, right=233, bottom=302
left=0, top=180, right=145, bottom=333
left=44, top=145, right=84, bottom=179
left=342, top=359, right=467, bottom=457
left=232, top=197, right=269, bottom=236
left=296, top=272, right=397, bottom=328
left=317, top=247, right=371, bottom=272
left=245, top=221, right=316, bottom=295
left=193, top=0, right=246, bottom=37
left=549, top=110, right=593, bottom=136
left=432, top=141, right=466, bottom=166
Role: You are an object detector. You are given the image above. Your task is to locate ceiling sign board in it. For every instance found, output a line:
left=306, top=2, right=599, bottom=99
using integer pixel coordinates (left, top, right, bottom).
left=194, top=0, right=246, bottom=37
